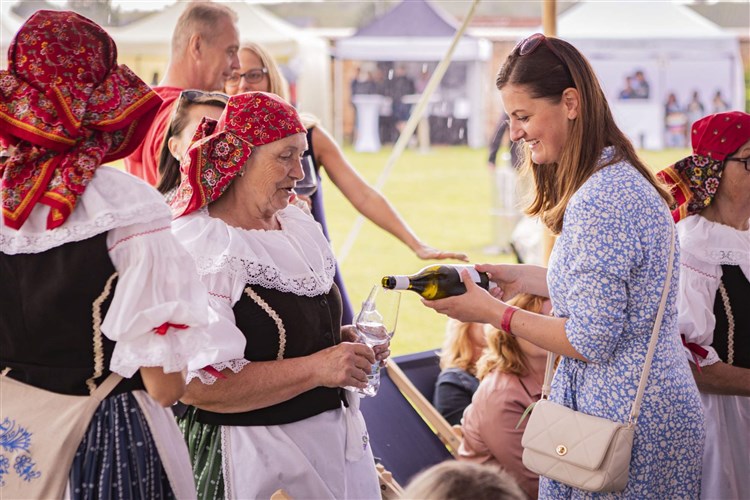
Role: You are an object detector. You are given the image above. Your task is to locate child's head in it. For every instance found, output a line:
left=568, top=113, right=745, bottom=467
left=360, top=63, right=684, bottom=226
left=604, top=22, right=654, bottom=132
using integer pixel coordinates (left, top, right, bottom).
left=477, top=293, right=550, bottom=380
left=402, top=461, right=525, bottom=500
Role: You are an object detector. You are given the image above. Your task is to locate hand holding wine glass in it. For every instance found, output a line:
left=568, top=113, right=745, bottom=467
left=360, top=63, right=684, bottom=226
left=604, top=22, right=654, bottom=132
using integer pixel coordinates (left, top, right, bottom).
left=354, top=285, right=400, bottom=397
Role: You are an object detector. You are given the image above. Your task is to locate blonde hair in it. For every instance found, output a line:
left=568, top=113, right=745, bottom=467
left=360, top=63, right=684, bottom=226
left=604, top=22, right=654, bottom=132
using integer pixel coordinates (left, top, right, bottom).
left=476, top=293, right=547, bottom=380
left=233, top=43, right=320, bottom=132
left=496, top=36, right=673, bottom=234
left=237, top=43, right=290, bottom=101
left=403, top=461, right=525, bottom=500
left=439, top=319, right=481, bottom=376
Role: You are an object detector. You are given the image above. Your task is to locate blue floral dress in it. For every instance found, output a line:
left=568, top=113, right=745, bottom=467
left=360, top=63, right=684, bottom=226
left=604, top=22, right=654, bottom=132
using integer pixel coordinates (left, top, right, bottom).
left=543, top=149, right=705, bottom=499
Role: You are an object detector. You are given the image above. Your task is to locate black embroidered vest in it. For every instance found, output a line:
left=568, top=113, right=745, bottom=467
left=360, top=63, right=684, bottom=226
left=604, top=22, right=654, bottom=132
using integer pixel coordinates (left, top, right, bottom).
left=196, top=283, right=344, bottom=426
left=712, top=265, right=750, bottom=369
left=0, top=232, right=144, bottom=395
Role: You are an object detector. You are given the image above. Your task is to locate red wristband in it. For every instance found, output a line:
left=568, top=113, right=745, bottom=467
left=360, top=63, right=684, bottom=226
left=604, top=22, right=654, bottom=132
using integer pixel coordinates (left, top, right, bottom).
left=501, top=306, right=519, bottom=335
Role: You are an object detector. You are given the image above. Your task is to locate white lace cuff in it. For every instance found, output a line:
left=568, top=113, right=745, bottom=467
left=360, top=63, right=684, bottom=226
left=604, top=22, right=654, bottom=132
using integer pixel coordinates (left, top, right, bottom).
left=187, top=359, right=251, bottom=385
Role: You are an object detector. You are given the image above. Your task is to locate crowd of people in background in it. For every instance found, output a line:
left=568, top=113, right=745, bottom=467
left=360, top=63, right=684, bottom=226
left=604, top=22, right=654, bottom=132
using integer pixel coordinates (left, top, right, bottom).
left=664, top=89, right=729, bottom=148
left=1, top=4, right=747, bottom=500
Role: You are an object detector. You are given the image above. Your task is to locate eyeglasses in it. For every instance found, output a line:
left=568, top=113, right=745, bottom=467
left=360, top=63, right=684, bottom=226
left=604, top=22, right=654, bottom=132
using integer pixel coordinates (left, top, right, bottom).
left=513, top=33, right=566, bottom=65
left=226, top=68, right=269, bottom=85
left=726, top=156, right=750, bottom=172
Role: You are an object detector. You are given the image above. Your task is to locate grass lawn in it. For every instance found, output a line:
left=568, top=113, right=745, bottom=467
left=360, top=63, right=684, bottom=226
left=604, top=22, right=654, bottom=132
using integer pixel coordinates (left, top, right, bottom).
left=322, top=145, right=690, bottom=355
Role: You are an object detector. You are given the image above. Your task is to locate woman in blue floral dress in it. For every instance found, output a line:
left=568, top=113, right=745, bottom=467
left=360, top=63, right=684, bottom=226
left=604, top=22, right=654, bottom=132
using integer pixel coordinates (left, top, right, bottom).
left=423, top=34, right=705, bottom=498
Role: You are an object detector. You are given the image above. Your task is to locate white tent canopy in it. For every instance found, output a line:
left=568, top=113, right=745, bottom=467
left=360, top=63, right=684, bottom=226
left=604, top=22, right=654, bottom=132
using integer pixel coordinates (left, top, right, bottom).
left=554, top=1, right=745, bottom=150
left=334, top=0, right=492, bottom=149
left=109, top=1, right=332, bottom=128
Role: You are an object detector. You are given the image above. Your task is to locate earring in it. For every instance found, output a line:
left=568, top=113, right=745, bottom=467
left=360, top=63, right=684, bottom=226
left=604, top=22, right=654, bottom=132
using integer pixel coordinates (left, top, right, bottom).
left=238, top=169, right=245, bottom=177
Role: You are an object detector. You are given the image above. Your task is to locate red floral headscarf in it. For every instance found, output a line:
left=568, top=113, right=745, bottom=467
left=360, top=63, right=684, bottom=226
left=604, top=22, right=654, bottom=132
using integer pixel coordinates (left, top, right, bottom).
left=170, top=92, right=306, bottom=218
left=0, top=10, right=161, bottom=230
left=657, top=111, right=750, bottom=222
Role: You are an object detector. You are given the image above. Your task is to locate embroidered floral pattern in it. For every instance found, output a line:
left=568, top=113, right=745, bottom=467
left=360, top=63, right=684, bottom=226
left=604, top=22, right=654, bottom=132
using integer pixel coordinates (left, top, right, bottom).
left=170, top=92, right=305, bottom=218
left=0, top=11, right=161, bottom=230
left=0, top=417, right=40, bottom=486
left=544, top=154, right=705, bottom=498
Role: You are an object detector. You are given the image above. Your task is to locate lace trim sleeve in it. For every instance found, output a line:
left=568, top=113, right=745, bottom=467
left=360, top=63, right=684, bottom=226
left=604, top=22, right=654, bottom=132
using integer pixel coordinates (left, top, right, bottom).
left=187, top=359, right=251, bottom=385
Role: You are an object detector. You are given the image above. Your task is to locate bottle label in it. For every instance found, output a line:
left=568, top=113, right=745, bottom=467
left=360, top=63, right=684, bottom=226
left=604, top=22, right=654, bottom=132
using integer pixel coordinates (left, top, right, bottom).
left=453, top=265, right=482, bottom=283
left=392, top=275, right=410, bottom=290
left=452, top=265, right=498, bottom=290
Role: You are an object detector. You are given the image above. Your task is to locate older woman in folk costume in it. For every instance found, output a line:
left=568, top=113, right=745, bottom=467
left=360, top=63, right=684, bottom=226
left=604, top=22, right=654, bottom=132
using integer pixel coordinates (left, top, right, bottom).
left=0, top=11, right=226, bottom=498
left=171, top=91, right=383, bottom=499
left=658, top=111, right=750, bottom=499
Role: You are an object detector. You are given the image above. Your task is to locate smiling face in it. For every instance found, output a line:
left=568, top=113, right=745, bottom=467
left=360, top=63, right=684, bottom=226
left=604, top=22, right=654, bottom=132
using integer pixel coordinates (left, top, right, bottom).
left=500, top=83, right=578, bottom=165
left=234, top=133, right=308, bottom=218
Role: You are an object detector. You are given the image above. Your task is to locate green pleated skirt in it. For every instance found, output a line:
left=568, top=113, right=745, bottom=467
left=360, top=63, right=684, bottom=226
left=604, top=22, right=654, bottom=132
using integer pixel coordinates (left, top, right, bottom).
left=177, top=406, right=224, bottom=500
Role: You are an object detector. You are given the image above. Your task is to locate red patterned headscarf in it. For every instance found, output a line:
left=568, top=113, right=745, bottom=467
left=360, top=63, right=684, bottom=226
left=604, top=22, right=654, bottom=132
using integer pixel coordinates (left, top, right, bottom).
left=170, top=92, right=306, bottom=218
left=0, top=10, right=161, bottom=230
left=657, top=111, right=750, bottom=222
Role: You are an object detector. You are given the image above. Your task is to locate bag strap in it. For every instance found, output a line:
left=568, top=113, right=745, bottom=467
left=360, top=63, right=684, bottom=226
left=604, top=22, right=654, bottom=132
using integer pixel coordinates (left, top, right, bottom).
left=540, top=224, right=676, bottom=427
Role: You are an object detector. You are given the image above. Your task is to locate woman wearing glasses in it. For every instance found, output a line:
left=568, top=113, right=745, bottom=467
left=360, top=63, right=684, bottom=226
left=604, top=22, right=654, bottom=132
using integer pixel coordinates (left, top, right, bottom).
left=422, top=34, right=704, bottom=498
left=224, top=42, right=468, bottom=324
left=658, top=111, right=750, bottom=499
left=156, top=90, right=229, bottom=201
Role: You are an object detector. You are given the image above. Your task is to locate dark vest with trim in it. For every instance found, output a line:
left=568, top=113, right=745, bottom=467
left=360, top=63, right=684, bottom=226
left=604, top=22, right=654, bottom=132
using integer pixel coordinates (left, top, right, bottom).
left=0, top=232, right=144, bottom=395
left=196, top=283, right=343, bottom=426
left=712, top=265, right=750, bottom=369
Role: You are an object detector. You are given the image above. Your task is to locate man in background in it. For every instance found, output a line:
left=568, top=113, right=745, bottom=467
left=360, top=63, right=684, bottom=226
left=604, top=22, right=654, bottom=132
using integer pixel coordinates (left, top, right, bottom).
left=125, top=2, right=240, bottom=185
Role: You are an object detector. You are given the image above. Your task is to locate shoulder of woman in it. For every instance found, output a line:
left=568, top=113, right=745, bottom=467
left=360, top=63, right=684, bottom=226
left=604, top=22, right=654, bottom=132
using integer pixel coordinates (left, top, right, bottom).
left=95, top=166, right=167, bottom=205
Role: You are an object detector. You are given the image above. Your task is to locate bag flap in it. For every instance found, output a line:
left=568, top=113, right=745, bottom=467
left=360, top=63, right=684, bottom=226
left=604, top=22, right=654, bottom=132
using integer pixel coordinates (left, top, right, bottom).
left=521, top=399, right=625, bottom=471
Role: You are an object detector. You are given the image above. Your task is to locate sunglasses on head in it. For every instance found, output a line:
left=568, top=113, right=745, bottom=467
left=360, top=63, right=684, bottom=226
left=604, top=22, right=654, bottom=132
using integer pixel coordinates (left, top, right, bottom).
left=179, top=89, right=229, bottom=105
left=514, top=33, right=566, bottom=64
left=226, top=67, right=269, bottom=85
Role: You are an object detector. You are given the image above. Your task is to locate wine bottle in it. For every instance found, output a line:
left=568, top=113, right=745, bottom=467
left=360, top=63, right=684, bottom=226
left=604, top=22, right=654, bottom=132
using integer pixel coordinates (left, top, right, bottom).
left=381, top=264, right=497, bottom=300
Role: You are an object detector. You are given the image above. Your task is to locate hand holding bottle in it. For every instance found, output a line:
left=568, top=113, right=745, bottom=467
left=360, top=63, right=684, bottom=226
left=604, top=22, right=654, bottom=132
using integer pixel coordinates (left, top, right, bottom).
left=420, top=268, right=505, bottom=325
left=475, top=263, right=550, bottom=301
left=383, top=264, right=497, bottom=300
left=341, top=325, right=391, bottom=367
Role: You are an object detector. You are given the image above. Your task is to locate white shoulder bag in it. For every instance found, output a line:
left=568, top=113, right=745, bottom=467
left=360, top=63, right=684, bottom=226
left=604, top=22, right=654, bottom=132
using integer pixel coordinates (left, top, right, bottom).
left=521, top=226, right=675, bottom=492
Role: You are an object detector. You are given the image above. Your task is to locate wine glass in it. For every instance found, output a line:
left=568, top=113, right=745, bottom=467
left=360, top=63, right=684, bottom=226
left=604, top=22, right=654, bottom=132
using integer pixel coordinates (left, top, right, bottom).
left=294, top=155, right=318, bottom=197
left=355, top=285, right=401, bottom=397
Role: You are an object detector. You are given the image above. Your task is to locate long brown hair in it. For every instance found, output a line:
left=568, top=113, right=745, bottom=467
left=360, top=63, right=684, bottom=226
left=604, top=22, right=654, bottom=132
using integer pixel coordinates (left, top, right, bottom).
left=476, top=293, right=547, bottom=379
left=496, top=36, right=673, bottom=234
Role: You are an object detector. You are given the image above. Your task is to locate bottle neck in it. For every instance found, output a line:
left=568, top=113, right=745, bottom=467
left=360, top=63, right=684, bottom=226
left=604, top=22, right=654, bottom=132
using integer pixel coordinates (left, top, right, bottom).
left=390, top=275, right=411, bottom=290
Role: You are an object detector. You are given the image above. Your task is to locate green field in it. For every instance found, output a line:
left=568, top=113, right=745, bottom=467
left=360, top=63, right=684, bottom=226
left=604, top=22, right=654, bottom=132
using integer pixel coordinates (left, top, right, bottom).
left=324, top=145, right=690, bottom=355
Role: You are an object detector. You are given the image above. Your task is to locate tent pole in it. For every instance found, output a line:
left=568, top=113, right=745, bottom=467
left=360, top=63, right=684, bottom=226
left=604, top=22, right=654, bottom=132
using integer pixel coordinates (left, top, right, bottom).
left=541, top=0, right=557, bottom=264
left=333, top=57, right=345, bottom=145
left=336, top=0, right=482, bottom=265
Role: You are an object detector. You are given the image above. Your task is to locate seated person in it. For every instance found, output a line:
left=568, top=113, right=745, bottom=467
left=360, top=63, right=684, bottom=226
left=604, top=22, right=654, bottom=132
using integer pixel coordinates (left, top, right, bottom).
left=403, top=461, right=525, bottom=500
left=433, top=320, right=486, bottom=425
left=459, top=294, right=551, bottom=499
